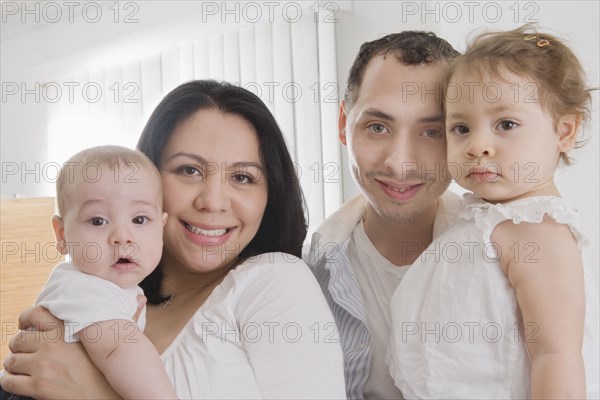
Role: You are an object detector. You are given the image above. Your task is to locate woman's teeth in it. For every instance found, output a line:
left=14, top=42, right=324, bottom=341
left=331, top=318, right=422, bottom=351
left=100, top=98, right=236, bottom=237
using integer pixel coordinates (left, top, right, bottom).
left=184, top=222, right=228, bottom=237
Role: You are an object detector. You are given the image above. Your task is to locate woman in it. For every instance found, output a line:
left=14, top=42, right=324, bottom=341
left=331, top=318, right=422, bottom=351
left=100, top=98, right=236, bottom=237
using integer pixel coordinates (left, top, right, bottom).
left=1, top=80, right=346, bottom=399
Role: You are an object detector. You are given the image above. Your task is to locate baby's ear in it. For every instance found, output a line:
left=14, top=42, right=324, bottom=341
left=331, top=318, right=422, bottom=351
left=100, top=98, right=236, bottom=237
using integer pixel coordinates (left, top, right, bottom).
left=51, top=215, right=68, bottom=255
left=557, top=114, right=581, bottom=153
left=162, top=212, right=168, bottom=226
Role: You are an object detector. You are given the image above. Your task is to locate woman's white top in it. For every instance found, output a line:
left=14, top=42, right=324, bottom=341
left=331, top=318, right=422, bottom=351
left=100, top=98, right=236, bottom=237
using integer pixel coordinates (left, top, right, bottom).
left=387, top=195, right=599, bottom=399
left=160, top=252, right=347, bottom=399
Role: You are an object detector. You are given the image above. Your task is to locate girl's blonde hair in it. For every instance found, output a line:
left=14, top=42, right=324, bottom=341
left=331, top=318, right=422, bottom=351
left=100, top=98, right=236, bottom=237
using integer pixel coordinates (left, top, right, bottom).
left=443, top=25, right=594, bottom=165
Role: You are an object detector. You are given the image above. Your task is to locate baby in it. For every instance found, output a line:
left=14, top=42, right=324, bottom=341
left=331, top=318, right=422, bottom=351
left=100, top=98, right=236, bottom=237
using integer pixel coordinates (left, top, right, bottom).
left=36, top=145, right=177, bottom=399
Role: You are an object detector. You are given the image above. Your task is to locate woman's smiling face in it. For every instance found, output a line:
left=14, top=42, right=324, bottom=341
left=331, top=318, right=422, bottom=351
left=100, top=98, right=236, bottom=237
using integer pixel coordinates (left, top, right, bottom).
left=159, top=109, right=268, bottom=274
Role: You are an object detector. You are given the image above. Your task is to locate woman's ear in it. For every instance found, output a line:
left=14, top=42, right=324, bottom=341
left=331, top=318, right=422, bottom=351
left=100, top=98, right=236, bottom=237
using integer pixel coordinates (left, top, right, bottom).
left=51, top=215, right=68, bottom=255
left=557, top=114, right=582, bottom=153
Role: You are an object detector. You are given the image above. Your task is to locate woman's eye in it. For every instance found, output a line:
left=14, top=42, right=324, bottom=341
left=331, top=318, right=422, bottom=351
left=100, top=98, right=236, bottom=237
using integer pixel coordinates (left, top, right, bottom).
left=232, top=174, right=254, bottom=184
left=90, top=217, right=107, bottom=226
left=177, top=166, right=201, bottom=176
left=450, top=125, right=470, bottom=135
left=132, top=216, right=148, bottom=224
left=422, top=129, right=444, bottom=139
left=498, top=120, right=518, bottom=130
left=367, top=124, right=389, bottom=134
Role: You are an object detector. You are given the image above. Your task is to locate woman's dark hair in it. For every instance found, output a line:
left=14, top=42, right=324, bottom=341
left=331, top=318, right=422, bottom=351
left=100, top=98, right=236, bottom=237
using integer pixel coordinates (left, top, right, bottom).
left=137, top=80, right=307, bottom=304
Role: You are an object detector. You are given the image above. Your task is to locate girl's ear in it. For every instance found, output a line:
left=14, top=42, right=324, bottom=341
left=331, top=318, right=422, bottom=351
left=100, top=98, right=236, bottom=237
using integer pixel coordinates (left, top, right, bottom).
left=557, top=114, right=581, bottom=153
left=51, top=215, right=68, bottom=255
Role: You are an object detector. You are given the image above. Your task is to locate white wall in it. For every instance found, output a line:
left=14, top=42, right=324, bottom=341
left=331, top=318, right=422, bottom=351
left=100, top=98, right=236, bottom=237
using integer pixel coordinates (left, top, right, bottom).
left=2, top=1, right=598, bottom=280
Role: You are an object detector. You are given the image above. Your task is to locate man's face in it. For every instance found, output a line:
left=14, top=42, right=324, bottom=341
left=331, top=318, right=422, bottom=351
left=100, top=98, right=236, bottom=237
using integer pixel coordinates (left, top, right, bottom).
left=340, top=56, right=450, bottom=223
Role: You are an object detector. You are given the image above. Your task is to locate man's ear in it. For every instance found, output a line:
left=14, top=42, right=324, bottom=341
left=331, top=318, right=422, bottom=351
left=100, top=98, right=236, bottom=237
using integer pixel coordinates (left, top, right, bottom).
left=557, top=113, right=581, bottom=152
left=51, top=215, right=68, bottom=255
left=339, top=101, right=348, bottom=146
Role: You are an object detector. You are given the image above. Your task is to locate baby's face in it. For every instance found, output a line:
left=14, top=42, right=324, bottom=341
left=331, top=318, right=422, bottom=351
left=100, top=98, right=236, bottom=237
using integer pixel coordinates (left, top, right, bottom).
left=58, top=164, right=165, bottom=288
left=445, top=67, right=563, bottom=203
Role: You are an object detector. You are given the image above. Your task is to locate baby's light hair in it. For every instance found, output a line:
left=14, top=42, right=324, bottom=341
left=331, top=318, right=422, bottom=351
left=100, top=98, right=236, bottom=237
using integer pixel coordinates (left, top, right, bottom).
left=443, top=24, right=594, bottom=165
left=56, top=145, right=162, bottom=216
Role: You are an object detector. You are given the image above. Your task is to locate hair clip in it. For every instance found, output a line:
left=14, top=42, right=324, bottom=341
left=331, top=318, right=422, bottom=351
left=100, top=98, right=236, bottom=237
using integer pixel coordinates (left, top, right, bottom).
left=523, top=35, right=537, bottom=41
left=536, top=39, right=550, bottom=47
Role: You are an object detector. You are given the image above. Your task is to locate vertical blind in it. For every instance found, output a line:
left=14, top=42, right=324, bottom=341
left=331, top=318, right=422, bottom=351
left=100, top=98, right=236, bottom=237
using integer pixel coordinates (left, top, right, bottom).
left=47, top=12, right=342, bottom=239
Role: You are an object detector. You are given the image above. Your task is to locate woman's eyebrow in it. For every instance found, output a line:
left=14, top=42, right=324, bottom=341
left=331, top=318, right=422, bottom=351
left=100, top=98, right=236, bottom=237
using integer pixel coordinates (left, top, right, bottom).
left=163, top=152, right=208, bottom=164
left=164, top=152, right=263, bottom=172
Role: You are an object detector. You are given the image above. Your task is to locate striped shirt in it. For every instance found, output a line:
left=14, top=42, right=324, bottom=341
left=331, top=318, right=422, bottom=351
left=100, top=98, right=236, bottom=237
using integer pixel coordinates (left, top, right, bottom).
left=304, top=192, right=461, bottom=400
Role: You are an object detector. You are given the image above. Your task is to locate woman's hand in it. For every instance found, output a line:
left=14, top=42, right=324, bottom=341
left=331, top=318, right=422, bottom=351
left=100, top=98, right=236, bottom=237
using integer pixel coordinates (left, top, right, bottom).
left=1, top=306, right=119, bottom=400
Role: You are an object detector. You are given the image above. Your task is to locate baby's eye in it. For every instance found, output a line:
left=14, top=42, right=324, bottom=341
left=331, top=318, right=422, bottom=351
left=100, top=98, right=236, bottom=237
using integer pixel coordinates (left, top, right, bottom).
left=422, top=129, right=444, bottom=139
left=450, top=125, right=470, bottom=135
left=132, top=216, right=148, bottom=224
left=498, top=120, right=518, bottom=131
left=367, top=124, right=389, bottom=134
left=90, top=217, right=107, bottom=226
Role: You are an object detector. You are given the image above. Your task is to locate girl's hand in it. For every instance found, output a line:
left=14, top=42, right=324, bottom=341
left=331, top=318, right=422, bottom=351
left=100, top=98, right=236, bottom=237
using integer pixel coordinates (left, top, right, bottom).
left=1, top=306, right=119, bottom=400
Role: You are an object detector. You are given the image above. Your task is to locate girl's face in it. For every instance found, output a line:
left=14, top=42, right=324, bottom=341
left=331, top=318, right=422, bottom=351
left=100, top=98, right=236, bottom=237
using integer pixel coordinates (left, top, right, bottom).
left=445, top=68, right=572, bottom=203
left=159, top=109, right=268, bottom=274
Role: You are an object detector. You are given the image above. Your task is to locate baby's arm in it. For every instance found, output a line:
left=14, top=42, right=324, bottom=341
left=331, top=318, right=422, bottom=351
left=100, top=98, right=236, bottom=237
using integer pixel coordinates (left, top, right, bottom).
left=494, top=216, right=586, bottom=398
left=79, top=319, right=177, bottom=400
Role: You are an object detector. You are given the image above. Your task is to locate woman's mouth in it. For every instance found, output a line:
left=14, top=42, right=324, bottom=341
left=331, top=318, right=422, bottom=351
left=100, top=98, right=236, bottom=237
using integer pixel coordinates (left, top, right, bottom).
left=182, top=221, right=232, bottom=237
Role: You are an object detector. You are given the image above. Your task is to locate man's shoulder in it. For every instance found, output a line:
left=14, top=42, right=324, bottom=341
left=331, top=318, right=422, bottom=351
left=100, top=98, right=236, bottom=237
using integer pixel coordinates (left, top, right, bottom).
left=303, top=194, right=366, bottom=264
left=311, top=194, right=366, bottom=244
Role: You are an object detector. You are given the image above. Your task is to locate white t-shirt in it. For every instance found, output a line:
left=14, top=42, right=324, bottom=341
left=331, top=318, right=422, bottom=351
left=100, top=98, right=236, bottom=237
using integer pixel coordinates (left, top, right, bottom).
left=160, top=252, right=347, bottom=399
left=35, top=262, right=145, bottom=342
left=348, top=221, right=406, bottom=400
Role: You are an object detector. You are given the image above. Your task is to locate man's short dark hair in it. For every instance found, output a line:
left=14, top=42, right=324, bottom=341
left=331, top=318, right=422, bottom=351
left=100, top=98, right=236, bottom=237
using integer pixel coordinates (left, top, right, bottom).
left=344, top=31, right=460, bottom=107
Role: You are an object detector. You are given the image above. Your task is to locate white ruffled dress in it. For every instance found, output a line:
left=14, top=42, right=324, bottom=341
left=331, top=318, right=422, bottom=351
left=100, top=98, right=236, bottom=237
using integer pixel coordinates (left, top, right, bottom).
left=387, top=194, right=599, bottom=399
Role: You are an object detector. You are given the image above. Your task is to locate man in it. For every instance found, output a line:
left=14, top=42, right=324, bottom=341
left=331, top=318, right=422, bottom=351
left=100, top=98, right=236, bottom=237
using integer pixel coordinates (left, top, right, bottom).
left=305, top=32, right=461, bottom=399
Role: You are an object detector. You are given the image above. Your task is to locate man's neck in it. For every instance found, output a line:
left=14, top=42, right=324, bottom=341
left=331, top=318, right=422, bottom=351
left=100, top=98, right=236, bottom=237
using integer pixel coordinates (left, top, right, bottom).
left=363, top=200, right=439, bottom=267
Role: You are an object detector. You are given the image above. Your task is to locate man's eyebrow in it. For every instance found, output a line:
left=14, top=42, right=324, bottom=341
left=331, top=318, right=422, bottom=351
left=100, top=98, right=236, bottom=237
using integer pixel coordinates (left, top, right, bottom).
left=361, top=109, right=395, bottom=121
left=418, top=114, right=444, bottom=123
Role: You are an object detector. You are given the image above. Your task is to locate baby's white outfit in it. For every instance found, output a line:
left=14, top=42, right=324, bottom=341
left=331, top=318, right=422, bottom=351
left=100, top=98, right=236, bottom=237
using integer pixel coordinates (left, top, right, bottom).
left=35, top=262, right=145, bottom=342
left=387, top=194, right=599, bottom=399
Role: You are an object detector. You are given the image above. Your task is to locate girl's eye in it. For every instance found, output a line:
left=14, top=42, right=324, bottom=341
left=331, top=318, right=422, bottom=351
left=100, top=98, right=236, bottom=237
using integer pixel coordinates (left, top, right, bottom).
left=498, top=120, right=518, bottom=131
left=450, top=125, right=470, bottom=135
left=422, top=129, right=444, bottom=139
left=132, top=216, right=148, bottom=224
left=90, top=217, right=107, bottom=226
left=232, top=174, right=255, bottom=184
left=367, top=124, right=389, bottom=134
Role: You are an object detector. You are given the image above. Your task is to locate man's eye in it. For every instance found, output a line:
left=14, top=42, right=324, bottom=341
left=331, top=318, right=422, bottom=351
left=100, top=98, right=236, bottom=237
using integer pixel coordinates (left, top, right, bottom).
left=367, top=124, right=389, bottom=134
left=422, top=129, right=444, bottom=139
left=132, top=216, right=148, bottom=224
left=90, top=217, right=107, bottom=226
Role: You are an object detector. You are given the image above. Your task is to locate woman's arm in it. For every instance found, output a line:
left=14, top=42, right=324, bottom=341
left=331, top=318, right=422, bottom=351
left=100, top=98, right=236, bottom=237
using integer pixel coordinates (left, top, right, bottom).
left=236, top=254, right=346, bottom=399
left=494, top=217, right=586, bottom=399
left=1, top=307, right=120, bottom=400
